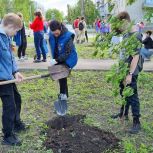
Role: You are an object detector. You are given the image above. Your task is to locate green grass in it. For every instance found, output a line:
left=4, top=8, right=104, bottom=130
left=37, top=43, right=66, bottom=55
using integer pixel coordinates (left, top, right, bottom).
left=27, top=36, right=34, bottom=44
left=0, top=71, right=153, bottom=152
left=23, top=36, right=98, bottom=59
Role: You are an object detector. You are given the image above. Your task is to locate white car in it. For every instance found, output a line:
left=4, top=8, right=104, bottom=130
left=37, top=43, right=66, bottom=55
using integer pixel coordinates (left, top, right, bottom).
left=65, top=24, right=75, bottom=34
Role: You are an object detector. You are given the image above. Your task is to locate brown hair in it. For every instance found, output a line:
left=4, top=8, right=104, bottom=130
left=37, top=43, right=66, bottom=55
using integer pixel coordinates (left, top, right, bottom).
left=34, top=9, right=43, bottom=20
left=81, top=17, right=85, bottom=20
left=117, top=11, right=131, bottom=22
left=2, top=13, right=23, bottom=29
left=115, top=11, right=131, bottom=34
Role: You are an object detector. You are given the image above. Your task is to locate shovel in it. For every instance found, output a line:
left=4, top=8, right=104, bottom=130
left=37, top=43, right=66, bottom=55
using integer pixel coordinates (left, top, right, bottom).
left=54, top=99, right=68, bottom=116
left=0, top=65, right=70, bottom=85
left=0, top=65, right=70, bottom=116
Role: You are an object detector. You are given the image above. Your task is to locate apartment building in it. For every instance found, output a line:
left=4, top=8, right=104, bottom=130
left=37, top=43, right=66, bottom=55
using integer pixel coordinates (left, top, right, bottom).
left=96, top=0, right=153, bottom=23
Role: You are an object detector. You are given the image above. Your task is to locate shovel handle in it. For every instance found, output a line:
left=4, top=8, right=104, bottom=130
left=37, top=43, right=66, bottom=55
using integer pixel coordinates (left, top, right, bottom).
left=0, top=74, right=50, bottom=86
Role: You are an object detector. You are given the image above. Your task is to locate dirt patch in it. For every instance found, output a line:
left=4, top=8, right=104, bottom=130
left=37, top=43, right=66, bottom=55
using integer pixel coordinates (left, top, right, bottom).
left=44, top=115, right=120, bottom=153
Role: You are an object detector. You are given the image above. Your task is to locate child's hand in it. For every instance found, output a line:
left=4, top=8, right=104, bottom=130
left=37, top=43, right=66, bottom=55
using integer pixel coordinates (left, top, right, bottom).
left=11, top=44, right=16, bottom=52
left=125, top=74, right=132, bottom=85
left=15, top=72, right=24, bottom=82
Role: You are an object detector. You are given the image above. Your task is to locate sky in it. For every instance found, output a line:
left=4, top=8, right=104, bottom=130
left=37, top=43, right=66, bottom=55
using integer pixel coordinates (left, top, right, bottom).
left=35, top=0, right=95, bottom=15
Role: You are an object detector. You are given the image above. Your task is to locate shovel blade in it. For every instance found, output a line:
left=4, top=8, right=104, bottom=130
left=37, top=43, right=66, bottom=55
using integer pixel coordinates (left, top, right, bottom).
left=54, top=99, right=68, bottom=116
left=48, top=65, right=70, bottom=81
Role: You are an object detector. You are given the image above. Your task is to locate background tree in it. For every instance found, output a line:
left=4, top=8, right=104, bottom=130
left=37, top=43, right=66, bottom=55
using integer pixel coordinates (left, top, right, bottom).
left=45, top=9, right=64, bottom=21
left=12, top=0, right=35, bottom=23
left=66, top=0, right=99, bottom=25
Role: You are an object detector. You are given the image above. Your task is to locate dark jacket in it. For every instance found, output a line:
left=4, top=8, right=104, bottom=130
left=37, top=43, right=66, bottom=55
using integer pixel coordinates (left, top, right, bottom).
left=142, top=36, right=153, bottom=49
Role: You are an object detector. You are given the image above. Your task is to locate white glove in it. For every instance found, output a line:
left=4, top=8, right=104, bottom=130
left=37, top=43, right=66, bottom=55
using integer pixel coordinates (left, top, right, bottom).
left=50, top=59, right=57, bottom=66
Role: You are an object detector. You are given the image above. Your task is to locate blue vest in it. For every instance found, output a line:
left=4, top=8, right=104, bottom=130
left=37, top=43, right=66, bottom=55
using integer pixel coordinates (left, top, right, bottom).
left=49, top=31, right=78, bottom=68
left=14, top=31, right=21, bottom=46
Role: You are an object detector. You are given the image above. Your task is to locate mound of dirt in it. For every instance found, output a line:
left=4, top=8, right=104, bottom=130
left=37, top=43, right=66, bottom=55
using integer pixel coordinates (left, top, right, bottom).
left=44, top=115, right=120, bottom=153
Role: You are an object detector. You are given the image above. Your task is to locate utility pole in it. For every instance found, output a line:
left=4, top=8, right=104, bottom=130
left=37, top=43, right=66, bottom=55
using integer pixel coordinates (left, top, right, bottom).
left=81, top=0, right=85, bottom=17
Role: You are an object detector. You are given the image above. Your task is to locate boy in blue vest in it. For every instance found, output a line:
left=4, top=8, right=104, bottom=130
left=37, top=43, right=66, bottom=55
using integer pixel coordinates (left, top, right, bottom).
left=49, top=20, right=78, bottom=101
left=0, top=13, right=26, bottom=146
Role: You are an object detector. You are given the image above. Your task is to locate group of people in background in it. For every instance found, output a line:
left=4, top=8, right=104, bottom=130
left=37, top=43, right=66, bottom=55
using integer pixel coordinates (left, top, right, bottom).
left=73, top=17, right=88, bottom=44
left=94, top=18, right=110, bottom=35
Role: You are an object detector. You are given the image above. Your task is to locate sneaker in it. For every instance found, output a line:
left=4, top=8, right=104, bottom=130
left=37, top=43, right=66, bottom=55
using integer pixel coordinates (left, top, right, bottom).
left=23, top=55, right=28, bottom=60
left=58, top=94, right=68, bottom=101
left=33, top=59, right=41, bottom=63
left=2, top=133, right=22, bottom=146
left=128, top=123, right=141, bottom=134
left=18, top=58, right=24, bottom=62
left=14, top=121, right=28, bottom=133
left=128, top=117, right=141, bottom=134
left=42, top=59, right=47, bottom=62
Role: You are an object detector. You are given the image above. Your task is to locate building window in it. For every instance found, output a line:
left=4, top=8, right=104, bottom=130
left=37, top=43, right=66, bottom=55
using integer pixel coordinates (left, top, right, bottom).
left=144, top=0, right=153, bottom=7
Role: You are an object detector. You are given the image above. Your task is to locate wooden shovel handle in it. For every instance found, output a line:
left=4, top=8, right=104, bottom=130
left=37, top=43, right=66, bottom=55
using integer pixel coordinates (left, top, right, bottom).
left=0, top=74, right=50, bottom=86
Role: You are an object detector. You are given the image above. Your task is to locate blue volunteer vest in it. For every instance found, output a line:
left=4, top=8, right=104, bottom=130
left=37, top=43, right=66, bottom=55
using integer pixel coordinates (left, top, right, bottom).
left=49, top=31, right=78, bottom=68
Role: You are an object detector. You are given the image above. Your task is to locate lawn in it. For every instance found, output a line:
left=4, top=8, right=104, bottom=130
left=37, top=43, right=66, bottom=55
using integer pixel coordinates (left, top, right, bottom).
left=22, top=36, right=98, bottom=60
left=0, top=71, right=153, bottom=153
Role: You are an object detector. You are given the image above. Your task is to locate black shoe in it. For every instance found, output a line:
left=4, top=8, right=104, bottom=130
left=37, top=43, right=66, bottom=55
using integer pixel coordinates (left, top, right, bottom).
left=42, top=59, right=47, bottom=62
left=128, top=117, right=141, bottom=134
left=2, top=133, right=22, bottom=146
left=14, top=121, right=28, bottom=133
left=33, top=59, right=41, bottom=63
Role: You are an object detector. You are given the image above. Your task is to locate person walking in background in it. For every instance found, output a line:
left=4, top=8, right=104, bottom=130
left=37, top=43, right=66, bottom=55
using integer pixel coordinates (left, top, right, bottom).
left=73, top=17, right=80, bottom=43
left=14, top=12, right=27, bottom=62
left=100, top=20, right=106, bottom=35
left=137, top=22, right=144, bottom=34
left=84, top=19, right=88, bottom=43
left=30, top=9, right=47, bottom=63
left=78, top=17, right=86, bottom=44
left=141, top=31, right=153, bottom=60
left=95, top=19, right=100, bottom=33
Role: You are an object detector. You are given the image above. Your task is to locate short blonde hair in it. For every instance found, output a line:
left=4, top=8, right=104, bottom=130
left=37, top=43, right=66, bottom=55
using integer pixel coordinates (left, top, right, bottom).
left=2, top=13, right=23, bottom=29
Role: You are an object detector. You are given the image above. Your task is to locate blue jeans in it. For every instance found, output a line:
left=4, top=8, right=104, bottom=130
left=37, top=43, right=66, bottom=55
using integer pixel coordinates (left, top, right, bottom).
left=140, top=48, right=153, bottom=59
left=34, top=31, right=46, bottom=60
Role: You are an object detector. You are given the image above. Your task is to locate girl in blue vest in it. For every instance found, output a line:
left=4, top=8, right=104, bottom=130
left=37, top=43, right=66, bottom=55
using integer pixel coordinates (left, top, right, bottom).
left=49, top=20, right=78, bottom=100
left=14, top=13, right=27, bottom=61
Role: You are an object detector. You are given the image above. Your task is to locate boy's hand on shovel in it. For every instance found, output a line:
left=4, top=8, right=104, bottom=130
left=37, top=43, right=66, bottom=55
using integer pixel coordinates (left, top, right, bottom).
left=14, top=72, right=24, bottom=82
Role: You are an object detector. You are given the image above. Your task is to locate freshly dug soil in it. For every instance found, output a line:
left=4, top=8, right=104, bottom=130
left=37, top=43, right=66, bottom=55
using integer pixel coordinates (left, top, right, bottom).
left=44, top=115, right=120, bottom=153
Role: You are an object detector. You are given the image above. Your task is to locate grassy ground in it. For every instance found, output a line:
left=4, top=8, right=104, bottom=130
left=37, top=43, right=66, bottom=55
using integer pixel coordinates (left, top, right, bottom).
left=24, top=36, right=98, bottom=60
left=0, top=71, right=153, bottom=153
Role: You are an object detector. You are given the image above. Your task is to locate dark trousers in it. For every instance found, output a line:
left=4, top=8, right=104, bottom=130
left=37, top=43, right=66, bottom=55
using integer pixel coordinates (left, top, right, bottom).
left=18, top=38, right=27, bottom=58
left=119, top=75, right=140, bottom=118
left=59, top=78, right=68, bottom=97
left=34, top=31, right=46, bottom=60
left=0, top=84, right=22, bottom=136
left=85, top=31, right=88, bottom=42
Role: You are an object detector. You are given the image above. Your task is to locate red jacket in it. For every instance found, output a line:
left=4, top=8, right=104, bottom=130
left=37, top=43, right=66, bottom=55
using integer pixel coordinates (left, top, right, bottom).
left=73, top=19, right=80, bottom=28
left=30, top=17, right=44, bottom=32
